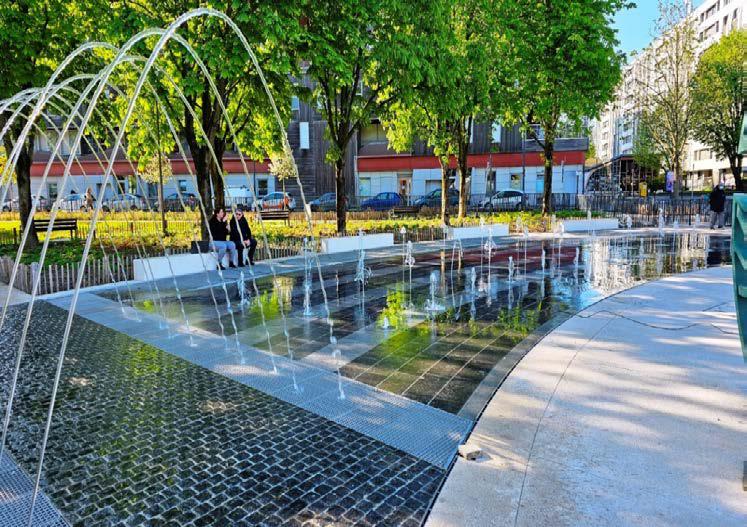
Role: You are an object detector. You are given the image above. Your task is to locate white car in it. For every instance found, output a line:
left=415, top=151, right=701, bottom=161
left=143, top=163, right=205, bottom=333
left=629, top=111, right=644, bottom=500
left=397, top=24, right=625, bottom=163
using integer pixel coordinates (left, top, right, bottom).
left=259, top=192, right=296, bottom=211
left=103, top=193, right=148, bottom=211
left=480, top=189, right=524, bottom=211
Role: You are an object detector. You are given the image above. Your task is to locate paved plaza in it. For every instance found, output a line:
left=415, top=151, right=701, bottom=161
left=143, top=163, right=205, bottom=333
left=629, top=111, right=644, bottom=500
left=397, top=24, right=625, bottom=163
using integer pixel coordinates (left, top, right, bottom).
left=428, top=266, right=746, bottom=527
left=0, top=230, right=742, bottom=526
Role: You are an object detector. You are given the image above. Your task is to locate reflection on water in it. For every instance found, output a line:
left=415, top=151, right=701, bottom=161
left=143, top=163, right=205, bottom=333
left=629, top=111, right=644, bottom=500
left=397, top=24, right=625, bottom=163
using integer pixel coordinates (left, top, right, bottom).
left=109, top=233, right=731, bottom=418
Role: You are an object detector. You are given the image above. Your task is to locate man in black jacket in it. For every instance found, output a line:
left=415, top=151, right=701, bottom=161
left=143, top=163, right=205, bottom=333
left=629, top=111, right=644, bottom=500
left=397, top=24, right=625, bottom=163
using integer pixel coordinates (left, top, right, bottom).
left=709, top=182, right=726, bottom=229
left=229, top=206, right=257, bottom=266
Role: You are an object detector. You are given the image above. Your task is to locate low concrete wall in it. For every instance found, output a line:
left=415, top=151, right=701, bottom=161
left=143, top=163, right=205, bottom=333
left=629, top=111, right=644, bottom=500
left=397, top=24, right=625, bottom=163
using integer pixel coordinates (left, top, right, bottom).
left=560, top=218, right=619, bottom=232
left=133, top=252, right=224, bottom=281
left=321, top=233, right=394, bottom=254
left=447, top=224, right=509, bottom=240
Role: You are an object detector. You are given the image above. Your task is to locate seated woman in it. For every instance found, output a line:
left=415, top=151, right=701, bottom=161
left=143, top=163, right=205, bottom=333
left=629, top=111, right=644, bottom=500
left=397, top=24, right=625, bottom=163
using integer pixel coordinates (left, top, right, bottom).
left=229, top=206, right=258, bottom=266
left=208, top=208, right=237, bottom=270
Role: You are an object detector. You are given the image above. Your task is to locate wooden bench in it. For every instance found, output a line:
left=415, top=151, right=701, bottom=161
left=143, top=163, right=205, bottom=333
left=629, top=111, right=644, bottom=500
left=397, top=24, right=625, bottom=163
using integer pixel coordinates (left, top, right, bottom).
left=31, top=218, right=78, bottom=239
left=259, top=209, right=291, bottom=224
left=390, top=205, right=420, bottom=218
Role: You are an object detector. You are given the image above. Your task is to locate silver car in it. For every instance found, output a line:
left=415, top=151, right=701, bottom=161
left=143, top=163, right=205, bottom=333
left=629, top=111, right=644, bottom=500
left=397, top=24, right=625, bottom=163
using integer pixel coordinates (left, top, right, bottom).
left=480, top=189, right=524, bottom=211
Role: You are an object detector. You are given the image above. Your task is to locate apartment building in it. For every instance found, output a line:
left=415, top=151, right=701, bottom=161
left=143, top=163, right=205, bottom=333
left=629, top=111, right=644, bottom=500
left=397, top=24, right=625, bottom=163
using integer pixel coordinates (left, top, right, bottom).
left=591, top=0, right=746, bottom=190
left=17, top=99, right=588, bottom=207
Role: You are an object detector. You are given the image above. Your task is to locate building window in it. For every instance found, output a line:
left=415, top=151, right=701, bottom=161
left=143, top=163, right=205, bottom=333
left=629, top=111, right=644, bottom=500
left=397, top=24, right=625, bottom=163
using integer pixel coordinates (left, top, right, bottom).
left=359, top=177, right=371, bottom=197
left=257, top=179, right=268, bottom=197
left=486, top=170, right=496, bottom=195
left=47, top=182, right=58, bottom=200
left=535, top=171, right=545, bottom=193
left=178, top=179, right=188, bottom=193
left=491, top=123, right=502, bottom=143
left=510, top=173, right=522, bottom=190
left=299, top=122, right=310, bottom=150
left=291, top=96, right=300, bottom=113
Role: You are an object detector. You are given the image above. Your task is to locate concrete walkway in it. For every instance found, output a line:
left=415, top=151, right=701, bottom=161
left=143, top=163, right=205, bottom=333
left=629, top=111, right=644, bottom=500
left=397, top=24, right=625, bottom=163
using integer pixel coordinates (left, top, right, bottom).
left=0, top=284, right=31, bottom=306
left=427, top=266, right=746, bottom=527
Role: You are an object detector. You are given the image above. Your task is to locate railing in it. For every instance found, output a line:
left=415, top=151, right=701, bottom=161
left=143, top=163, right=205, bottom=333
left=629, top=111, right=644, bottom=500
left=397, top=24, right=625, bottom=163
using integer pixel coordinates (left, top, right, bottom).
left=579, top=194, right=730, bottom=228
left=0, top=241, right=304, bottom=295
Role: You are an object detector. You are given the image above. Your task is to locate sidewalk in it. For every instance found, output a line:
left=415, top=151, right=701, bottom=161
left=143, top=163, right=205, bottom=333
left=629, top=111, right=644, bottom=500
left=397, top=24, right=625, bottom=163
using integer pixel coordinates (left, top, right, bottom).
left=427, top=266, right=746, bottom=527
left=0, top=283, right=31, bottom=306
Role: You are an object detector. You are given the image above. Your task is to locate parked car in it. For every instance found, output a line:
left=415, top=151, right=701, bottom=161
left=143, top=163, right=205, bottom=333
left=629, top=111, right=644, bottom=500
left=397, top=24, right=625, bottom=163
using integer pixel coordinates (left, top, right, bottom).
left=58, top=193, right=93, bottom=211
left=2, top=195, right=50, bottom=212
left=259, top=191, right=296, bottom=211
left=361, top=192, right=402, bottom=211
left=414, top=188, right=459, bottom=209
left=225, top=186, right=257, bottom=211
left=103, top=193, right=148, bottom=211
left=309, top=192, right=337, bottom=212
left=480, top=189, right=524, bottom=211
left=163, top=192, right=198, bottom=210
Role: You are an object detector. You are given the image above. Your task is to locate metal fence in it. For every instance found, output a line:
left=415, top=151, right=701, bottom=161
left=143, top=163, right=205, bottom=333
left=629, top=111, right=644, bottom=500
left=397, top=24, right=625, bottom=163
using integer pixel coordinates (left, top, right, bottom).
left=0, top=241, right=305, bottom=295
left=578, top=194, right=729, bottom=228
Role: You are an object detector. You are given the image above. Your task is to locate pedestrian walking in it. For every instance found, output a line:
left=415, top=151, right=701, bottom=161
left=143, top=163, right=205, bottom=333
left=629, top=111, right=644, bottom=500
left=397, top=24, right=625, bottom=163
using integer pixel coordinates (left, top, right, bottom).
left=709, top=182, right=726, bottom=229
left=84, top=187, right=95, bottom=211
left=229, top=206, right=257, bottom=266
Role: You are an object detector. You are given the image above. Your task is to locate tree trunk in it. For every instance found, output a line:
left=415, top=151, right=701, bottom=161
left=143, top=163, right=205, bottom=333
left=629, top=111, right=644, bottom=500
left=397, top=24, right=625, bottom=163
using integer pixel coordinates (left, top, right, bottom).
left=193, top=148, right=211, bottom=241
left=16, top=139, right=38, bottom=249
left=158, top=155, right=166, bottom=236
left=542, top=139, right=555, bottom=215
left=457, top=119, right=471, bottom=220
left=440, top=160, right=450, bottom=226
left=457, top=145, right=469, bottom=220
left=730, top=155, right=743, bottom=191
left=210, top=137, right=226, bottom=212
left=335, top=158, right=347, bottom=234
left=209, top=160, right=225, bottom=213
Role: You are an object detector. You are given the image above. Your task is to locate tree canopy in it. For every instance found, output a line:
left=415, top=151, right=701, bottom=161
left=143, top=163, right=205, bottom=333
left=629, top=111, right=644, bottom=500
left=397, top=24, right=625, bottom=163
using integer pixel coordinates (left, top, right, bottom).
left=495, top=0, right=630, bottom=213
left=690, top=29, right=746, bottom=190
left=298, top=0, right=442, bottom=232
left=0, top=0, right=107, bottom=246
left=103, top=1, right=302, bottom=235
left=384, top=0, right=511, bottom=223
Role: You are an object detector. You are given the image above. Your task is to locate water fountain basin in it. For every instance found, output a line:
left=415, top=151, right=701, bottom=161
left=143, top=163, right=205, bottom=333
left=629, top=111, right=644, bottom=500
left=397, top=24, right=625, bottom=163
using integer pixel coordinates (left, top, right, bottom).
left=448, top=223, right=509, bottom=240
left=559, top=218, right=619, bottom=232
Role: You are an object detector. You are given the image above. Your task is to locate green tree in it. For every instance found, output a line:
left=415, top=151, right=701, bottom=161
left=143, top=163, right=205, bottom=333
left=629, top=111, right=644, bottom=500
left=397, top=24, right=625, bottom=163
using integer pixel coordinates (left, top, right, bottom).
left=690, top=29, right=746, bottom=190
left=298, top=0, right=438, bottom=233
left=632, top=118, right=662, bottom=172
left=496, top=0, right=630, bottom=214
left=384, top=0, right=508, bottom=224
left=0, top=0, right=102, bottom=248
left=107, top=1, right=300, bottom=236
left=634, top=0, right=697, bottom=198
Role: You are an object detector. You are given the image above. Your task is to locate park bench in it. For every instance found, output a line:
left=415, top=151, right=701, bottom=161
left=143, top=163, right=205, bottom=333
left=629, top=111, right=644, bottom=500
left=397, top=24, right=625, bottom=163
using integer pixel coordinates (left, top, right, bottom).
left=31, top=218, right=78, bottom=239
left=390, top=205, right=420, bottom=218
left=259, top=209, right=291, bottom=225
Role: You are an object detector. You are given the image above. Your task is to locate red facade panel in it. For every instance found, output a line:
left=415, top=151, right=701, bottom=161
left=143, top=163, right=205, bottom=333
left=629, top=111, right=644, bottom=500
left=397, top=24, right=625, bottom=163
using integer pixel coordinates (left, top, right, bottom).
left=357, top=151, right=586, bottom=172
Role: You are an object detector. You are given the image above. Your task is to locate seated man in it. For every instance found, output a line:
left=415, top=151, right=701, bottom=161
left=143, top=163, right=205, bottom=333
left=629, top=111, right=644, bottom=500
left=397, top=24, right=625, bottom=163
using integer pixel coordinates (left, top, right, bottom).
left=208, top=208, right=237, bottom=270
left=229, top=206, right=258, bottom=266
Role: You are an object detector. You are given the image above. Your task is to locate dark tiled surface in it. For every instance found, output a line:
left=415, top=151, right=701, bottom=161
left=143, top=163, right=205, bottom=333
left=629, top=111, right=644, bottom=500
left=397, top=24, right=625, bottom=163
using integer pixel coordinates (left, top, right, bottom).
left=0, top=302, right=443, bottom=526
left=106, top=233, right=733, bottom=419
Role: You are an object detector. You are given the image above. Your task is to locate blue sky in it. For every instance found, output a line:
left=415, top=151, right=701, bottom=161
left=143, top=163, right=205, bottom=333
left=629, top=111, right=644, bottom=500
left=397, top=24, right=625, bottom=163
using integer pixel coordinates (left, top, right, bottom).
left=613, top=0, right=704, bottom=57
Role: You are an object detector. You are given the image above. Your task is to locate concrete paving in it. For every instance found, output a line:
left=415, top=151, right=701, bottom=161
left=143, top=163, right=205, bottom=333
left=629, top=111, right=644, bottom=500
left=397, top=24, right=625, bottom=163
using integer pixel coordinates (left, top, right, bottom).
left=0, top=284, right=31, bottom=306
left=427, top=266, right=746, bottom=527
